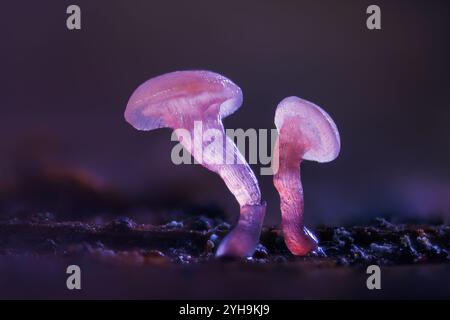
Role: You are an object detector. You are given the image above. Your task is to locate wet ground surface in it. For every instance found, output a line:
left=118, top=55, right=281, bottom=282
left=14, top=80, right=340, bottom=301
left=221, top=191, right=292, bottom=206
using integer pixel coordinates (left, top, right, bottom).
left=0, top=212, right=449, bottom=266
left=0, top=212, right=449, bottom=299
left=0, top=174, right=449, bottom=299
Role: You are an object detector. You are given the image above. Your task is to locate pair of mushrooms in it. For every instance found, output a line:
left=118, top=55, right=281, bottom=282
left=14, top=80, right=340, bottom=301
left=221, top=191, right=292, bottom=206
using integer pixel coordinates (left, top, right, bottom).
left=125, top=70, right=340, bottom=257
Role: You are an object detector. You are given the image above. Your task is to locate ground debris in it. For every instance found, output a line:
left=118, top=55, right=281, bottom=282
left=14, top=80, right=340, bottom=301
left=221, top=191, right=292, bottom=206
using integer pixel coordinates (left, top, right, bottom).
left=0, top=214, right=449, bottom=266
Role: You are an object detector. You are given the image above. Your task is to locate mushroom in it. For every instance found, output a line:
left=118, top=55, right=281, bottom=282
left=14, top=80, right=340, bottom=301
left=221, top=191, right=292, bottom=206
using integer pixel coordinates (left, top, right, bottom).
left=273, top=96, right=340, bottom=255
left=124, top=70, right=266, bottom=257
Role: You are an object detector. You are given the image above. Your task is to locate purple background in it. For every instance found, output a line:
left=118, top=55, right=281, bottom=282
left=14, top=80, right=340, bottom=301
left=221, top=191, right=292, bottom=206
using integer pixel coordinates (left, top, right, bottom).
left=1, top=0, right=450, bottom=226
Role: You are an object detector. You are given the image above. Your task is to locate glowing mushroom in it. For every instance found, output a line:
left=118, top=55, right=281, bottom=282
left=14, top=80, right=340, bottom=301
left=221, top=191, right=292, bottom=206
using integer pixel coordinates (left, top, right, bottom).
left=125, top=70, right=266, bottom=257
left=273, top=96, right=340, bottom=255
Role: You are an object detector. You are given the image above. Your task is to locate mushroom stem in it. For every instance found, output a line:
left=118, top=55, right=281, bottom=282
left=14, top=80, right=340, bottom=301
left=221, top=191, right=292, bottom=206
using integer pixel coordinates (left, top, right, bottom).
left=176, top=117, right=261, bottom=206
left=175, top=116, right=265, bottom=257
left=216, top=202, right=266, bottom=257
left=217, top=140, right=262, bottom=205
left=273, top=137, right=318, bottom=256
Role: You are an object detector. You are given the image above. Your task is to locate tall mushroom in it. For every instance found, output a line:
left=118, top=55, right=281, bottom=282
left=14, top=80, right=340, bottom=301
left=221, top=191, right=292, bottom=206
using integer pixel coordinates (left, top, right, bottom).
left=273, top=96, right=340, bottom=255
left=124, top=70, right=265, bottom=257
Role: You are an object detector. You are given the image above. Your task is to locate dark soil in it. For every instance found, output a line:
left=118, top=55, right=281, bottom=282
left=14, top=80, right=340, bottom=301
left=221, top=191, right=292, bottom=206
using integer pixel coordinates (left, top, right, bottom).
left=1, top=212, right=448, bottom=266
left=1, top=174, right=449, bottom=299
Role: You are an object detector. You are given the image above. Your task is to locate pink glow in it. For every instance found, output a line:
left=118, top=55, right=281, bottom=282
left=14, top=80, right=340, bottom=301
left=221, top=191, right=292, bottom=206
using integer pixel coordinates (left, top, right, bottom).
left=125, top=70, right=265, bottom=257
left=273, top=96, right=340, bottom=255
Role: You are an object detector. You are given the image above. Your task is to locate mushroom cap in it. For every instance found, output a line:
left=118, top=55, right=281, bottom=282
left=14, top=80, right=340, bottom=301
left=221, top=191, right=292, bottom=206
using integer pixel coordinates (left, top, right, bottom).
left=275, top=96, right=340, bottom=163
left=124, top=70, right=243, bottom=130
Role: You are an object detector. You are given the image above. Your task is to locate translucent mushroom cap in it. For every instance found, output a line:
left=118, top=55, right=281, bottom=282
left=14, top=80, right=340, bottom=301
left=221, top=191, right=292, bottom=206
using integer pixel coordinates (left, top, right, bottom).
left=124, top=70, right=243, bottom=130
left=275, top=96, right=341, bottom=163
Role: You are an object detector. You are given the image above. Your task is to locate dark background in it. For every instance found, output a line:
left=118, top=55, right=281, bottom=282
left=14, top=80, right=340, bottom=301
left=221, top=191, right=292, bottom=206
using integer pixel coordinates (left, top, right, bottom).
left=1, top=0, right=449, bottom=226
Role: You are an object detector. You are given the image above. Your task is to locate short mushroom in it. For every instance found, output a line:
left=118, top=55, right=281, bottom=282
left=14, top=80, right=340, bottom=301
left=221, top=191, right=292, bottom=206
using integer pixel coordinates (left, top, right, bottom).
left=125, top=70, right=266, bottom=257
left=273, top=96, right=340, bottom=255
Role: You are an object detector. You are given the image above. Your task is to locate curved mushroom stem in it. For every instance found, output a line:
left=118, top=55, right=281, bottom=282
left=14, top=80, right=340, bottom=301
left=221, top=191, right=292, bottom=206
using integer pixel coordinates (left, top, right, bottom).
left=216, top=202, right=266, bottom=257
left=214, top=136, right=265, bottom=257
left=215, top=135, right=262, bottom=207
left=175, top=115, right=265, bottom=257
left=273, top=138, right=318, bottom=256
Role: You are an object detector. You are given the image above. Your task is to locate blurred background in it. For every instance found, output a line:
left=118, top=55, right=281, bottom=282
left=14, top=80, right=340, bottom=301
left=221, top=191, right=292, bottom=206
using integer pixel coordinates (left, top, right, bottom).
left=1, top=0, right=449, bottom=226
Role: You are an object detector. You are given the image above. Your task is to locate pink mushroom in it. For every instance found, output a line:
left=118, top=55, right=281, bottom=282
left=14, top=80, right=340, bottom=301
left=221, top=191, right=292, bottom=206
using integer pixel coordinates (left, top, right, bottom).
left=124, top=70, right=266, bottom=257
left=273, top=96, right=340, bottom=255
